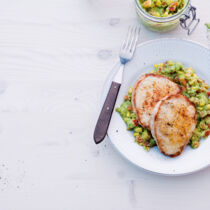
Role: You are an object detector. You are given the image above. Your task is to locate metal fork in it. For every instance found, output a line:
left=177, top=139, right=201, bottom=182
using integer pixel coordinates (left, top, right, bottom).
left=94, top=25, right=141, bottom=144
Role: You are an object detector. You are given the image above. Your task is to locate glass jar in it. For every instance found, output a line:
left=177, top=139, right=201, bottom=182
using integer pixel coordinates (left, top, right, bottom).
left=135, top=0, right=199, bottom=34
left=207, top=26, right=210, bottom=42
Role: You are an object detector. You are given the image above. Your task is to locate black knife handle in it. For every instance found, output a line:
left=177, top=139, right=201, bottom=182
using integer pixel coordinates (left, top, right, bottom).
left=94, top=81, right=121, bottom=144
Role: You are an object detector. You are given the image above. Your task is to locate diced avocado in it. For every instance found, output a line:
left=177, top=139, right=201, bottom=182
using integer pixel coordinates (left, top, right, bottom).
left=141, top=130, right=151, bottom=141
left=150, top=138, right=156, bottom=146
left=134, top=127, right=143, bottom=133
left=140, top=0, right=185, bottom=17
left=116, top=60, right=210, bottom=151
left=205, top=23, right=210, bottom=29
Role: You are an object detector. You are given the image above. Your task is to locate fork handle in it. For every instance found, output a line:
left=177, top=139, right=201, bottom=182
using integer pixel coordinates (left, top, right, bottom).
left=94, top=81, right=121, bottom=144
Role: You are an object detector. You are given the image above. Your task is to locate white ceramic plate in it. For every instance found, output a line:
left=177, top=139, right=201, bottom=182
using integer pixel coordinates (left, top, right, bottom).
left=102, top=38, right=210, bottom=176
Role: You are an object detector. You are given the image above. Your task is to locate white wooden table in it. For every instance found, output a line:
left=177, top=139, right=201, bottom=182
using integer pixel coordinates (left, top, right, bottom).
left=0, top=0, right=210, bottom=209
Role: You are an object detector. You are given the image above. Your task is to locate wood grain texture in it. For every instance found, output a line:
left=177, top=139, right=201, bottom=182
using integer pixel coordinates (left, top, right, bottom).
left=0, top=0, right=209, bottom=210
left=94, top=81, right=121, bottom=144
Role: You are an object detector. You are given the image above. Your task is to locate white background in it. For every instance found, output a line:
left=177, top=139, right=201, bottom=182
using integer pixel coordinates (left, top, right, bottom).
left=0, top=0, right=210, bottom=209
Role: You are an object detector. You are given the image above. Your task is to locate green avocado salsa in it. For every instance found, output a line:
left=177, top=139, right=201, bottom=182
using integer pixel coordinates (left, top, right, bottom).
left=205, top=23, right=210, bottom=29
left=140, top=0, right=185, bottom=17
left=116, top=61, right=210, bottom=151
left=116, top=87, right=156, bottom=151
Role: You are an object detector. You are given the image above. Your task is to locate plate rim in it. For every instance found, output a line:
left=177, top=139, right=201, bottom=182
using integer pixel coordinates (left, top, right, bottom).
left=102, top=38, right=210, bottom=176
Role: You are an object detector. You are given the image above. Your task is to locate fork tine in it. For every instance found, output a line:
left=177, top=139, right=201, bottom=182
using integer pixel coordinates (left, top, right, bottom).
left=119, top=25, right=141, bottom=60
left=130, top=26, right=140, bottom=54
left=127, top=26, right=138, bottom=52
left=121, top=26, right=134, bottom=51
left=120, top=26, right=131, bottom=51
left=125, top=26, right=135, bottom=51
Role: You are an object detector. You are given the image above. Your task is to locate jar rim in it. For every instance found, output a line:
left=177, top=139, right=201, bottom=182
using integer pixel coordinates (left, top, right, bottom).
left=135, top=0, right=190, bottom=22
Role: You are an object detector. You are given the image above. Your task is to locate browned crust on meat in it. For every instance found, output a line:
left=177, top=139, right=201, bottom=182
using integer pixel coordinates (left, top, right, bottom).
left=132, top=73, right=181, bottom=129
left=161, top=145, right=185, bottom=157
left=159, top=142, right=186, bottom=157
left=154, top=94, right=197, bottom=157
left=132, top=74, right=148, bottom=128
left=156, top=94, right=197, bottom=121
